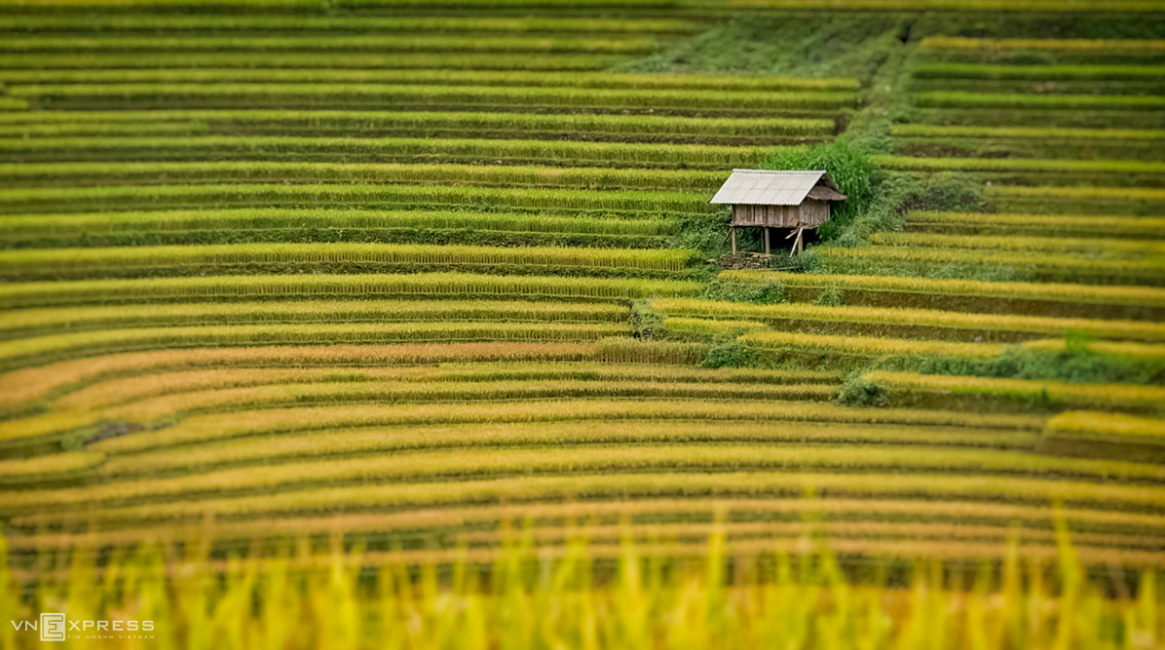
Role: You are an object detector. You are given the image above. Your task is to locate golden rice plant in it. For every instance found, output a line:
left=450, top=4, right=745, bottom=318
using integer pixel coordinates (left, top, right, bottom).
left=738, top=330, right=1006, bottom=358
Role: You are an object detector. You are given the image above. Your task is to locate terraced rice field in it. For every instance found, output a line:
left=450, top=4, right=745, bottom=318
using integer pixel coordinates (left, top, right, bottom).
left=1, top=2, right=1164, bottom=648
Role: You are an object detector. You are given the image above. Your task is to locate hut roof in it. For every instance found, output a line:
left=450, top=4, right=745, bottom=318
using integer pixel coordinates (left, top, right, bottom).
left=709, top=169, right=847, bottom=206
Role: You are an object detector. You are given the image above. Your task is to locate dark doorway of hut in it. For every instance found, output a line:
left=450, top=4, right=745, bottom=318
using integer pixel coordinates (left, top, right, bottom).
left=730, top=225, right=822, bottom=256
left=713, top=169, right=846, bottom=258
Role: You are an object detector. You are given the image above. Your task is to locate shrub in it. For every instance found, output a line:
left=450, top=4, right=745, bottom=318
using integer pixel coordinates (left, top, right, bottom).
left=763, top=141, right=876, bottom=241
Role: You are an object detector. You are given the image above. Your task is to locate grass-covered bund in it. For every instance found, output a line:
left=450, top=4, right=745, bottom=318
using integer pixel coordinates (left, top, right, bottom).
left=0, top=2, right=1164, bottom=649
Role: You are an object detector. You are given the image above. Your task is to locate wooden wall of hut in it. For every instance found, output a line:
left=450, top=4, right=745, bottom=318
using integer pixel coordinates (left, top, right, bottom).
left=731, top=200, right=830, bottom=228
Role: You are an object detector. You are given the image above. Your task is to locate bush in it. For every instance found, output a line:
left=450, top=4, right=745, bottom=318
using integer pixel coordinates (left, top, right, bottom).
left=835, top=376, right=885, bottom=407
left=703, top=277, right=785, bottom=304
left=629, top=300, right=664, bottom=340
left=813, top=284, right=845, bottom=306
left=764, top=141, right=876, bottom=241
left=702, top=341, right=760, bottom=368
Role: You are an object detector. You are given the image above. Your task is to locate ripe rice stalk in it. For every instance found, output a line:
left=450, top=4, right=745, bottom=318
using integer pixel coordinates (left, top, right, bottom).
left=0, top=52, right=631, bottom=71
left=0, top=300, right=630, bottom=340
left=1043, top=411, right=1165, bottom=446
left=0, top=451, right=104, bottom=481
left=0, top=138, right=769, bottom=170
left=7, top=443, right=1163, bottom=513
left=719, top=269, right=1165, bottom=308
left=911, top=63, right=1165, bottom=81
left=739, top=330, right=1006, bottom=359
left=97, top=420, right=1032, bottom=478
left=0, top=183, right=715, bottom=216
left=654, top=298, right=1165, bottom=342
left=870, top=232, right=1165, bottom=258
left=0, top=273, right=704, bottom=310
left=0, top=322, right=632, bottom=373
left=10, top=83, right=857, bottom=113
left=915, top=91, right=1165, bottom=110
left=872, top=155, right=1165, bottom=175
left=890, top=124, right=1165, bottom=140
left=0, top=243, right=702, bottom=281
left=591, top=337, right=709, bottom=365
left=863, top=370, right=1165, bottom=413
left=12, top=468, right=1165, bottom=528
left=0, top=342, right=598, bottom=415
left=919, top=37, right=1165, bottom=53
left=904, top=211, right=1165, bottom=239
left=88, top=399, right=1045, bottom=455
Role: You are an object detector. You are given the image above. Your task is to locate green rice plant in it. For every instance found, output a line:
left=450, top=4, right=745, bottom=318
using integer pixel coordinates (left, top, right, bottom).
left=653, top=298, right=1165, bottom=342
left=733, top=0, right=1164, bottom=9
left=0, top=109, right=836, bottom=142
left=9, top=83, right=857, bottom=113
left=0, top=273, right=704, bottom=310
left=0, top=137, right=768, bottom=170
left=872, top=155, right=1165, bottom=175
left=10, top=442, right=1165, bottom=514
left=869, top=232, right=1165, bottom=259
left=0, top=15, right=701, bottom=34
left=0, top=300, right=629, bottom=340
left=911, top=63, right=1165, bottom=80
left=0, top=98, right=27, bottom=111
left=1041, top=411, right=1165, bottom=454
left=864, top=370, right=1165, bottom=414
left=0, top=342, right=599, bottom=417
left=95, top=421, right=1039, bottom=479
left=0, top=68, right=858, bottom=91
left=915, top=91, right=1165, bottom=110
left=738, top=330, right=1006, bottom=359
left=0, top=208, right=677, bottom=250
left=89, top=399, right=1044, bottom=455
left=904, top=211, right=1165, bottom=239
left=0, top=53, right=631, bottom=71
left=0, top=322, right=632, bottom=373
left=0, top=120, right=209, bottom=138
left=890, top=124, right=1165, bottom=140
left=1024, top=338, right=1165, bottom=360
left=815, top=245, right=1165, bottom=286
left=0, top=243, right=702, bottom=281
left=0, top=183, right=715, bottom=216
left=0, top=35, right=663, bottom=55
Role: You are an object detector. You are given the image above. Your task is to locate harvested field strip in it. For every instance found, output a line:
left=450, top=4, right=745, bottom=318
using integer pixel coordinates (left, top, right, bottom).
left=0, top=15, right=700, bottom=34
left=0, top=162, right=725, bottom=195
left=653, top=298, right=1165, bottom=342
left=0, top=69, right=857, bottom=92
left=0, top=243, right=701, bottom=281
left=904, top=212, right=1165, bottom=238
left=0, top=53, right=633, bottom=72
left=869, top=232, right=1165, bottom=258
left=13, top=497, right=1161, bottom=551
left=0, top=273, right=705, bottom=310
left=918, top=37, right=1165, bottom=53
left=0, top=139, right=767, bottom=170
left=0, top=110, right=836, bottom=140
left=8, top=84, right=857, bottom=113
left=0, top=184, right=715, bottom=216
left=720, top=270, right=1165, bottom=309
left=0, top=36, right=663, bottom=55
left=53, top=364, right=840, bottom=411
left=86, top=401, right=1045, bottom=455
left=7, top=443, right=1165, bottom=514
left=815, top=246, right=1165, bottom=285
left=864, top=371, right=1165, bottom=413
left=0, top=208, right=677, bottom=250
left=739, top=330, right=1006, bottom=359
left=911, top=64, right=1165, bottom=81
left=0, top=300, right=629, bottom=340
left=0, top=323, right=632, bottom=372
left=97, top=421, right=1031, bottom=478
left=11, top=470, right=1165, bottom=529
left=890, top=124, right=1165, bottom=140
left=915, top=92, right=1165, bottom=110
left=873, top=155, right=1165, bottom=175
left=0, top=343, right=600, bottom=415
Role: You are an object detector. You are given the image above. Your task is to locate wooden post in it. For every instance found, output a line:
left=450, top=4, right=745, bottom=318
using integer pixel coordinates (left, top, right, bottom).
left=730, top=227, right=737, bottom=255
left=764, top=227, right=770, bottom=256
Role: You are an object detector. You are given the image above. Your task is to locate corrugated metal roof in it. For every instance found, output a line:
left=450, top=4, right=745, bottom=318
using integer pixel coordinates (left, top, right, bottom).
left=710, top=169, right=836, bottom=206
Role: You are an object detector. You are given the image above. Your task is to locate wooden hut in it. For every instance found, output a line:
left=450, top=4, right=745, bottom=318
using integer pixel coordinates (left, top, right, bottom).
left=710, top=169, right=847, bottom=255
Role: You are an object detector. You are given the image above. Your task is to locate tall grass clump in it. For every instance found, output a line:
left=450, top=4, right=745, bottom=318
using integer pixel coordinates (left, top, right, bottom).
left=763, top=142, right=876, bottom=241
